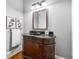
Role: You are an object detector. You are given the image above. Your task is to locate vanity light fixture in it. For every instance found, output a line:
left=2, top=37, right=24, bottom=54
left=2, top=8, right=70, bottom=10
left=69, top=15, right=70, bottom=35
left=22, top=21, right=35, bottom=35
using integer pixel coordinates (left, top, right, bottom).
left=31, top=0, right=47, bottom=10
left=40, top=0, right=47, bottom=7
left=41, top=2, right=47, bottom=7
left=35, top=3, right=40, bottom=9
left=31, top=6, right=35, bottom=10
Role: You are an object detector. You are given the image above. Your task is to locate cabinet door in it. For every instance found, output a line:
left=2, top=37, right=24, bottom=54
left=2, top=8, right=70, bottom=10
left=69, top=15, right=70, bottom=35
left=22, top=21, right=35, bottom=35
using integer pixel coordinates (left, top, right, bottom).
left=42, top=44, right=55, bottom=59
left=23, top=38, right=42, bottom=59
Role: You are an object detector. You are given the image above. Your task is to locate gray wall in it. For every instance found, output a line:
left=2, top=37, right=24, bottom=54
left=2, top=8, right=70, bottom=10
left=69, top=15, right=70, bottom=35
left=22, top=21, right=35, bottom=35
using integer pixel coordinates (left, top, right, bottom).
left=6, top=0, right=23, bottom=52
left=23, top=0, right=72, bottom=59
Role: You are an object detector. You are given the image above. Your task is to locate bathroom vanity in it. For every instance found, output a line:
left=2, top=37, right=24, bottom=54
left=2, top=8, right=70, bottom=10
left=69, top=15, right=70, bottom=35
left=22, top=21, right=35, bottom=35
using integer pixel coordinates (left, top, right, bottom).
left=23, top=9, right=56, bottom=59
left=23, top=34, right=56, bottom=59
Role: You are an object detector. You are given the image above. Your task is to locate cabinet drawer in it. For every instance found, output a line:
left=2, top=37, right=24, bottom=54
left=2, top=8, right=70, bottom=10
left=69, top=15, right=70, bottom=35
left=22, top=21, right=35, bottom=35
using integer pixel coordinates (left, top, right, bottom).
left=43, top=39, right=55, bottom=45
left=34, top=38, right=43, bottom=44
left=43, top=45, right=55, bottom=56
left=23, top=36, right=32, bottom=40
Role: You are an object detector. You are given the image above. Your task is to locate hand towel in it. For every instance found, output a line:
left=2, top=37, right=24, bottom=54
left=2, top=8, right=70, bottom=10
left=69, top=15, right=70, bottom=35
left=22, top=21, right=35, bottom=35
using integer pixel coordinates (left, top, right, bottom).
left=12, top=29, right=21, bottom=47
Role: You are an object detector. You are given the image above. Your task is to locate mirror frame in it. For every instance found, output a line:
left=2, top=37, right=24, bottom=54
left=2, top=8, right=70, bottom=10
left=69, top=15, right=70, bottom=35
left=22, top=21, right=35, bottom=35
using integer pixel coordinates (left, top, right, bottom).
left=32, top=9, right=48, bottom=30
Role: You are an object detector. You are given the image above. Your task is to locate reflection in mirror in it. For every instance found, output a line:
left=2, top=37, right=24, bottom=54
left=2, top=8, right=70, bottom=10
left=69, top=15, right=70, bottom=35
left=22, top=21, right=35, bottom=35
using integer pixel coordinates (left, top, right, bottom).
left=33, top=9, right=48, bottom=30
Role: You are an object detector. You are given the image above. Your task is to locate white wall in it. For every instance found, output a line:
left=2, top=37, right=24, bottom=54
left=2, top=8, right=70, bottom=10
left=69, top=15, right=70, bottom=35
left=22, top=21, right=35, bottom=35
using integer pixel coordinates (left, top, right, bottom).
left=6, top=0, right=23, bottom=17
left=23, top=0, right=72, bottom=59
left=23, top=11, right=32, bottom=33
left=6, top=0, right=23, bottom=52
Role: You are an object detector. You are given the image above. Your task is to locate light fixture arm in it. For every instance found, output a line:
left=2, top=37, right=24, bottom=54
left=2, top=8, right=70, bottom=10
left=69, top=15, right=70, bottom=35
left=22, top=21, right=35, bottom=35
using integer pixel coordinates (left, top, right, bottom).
left=31, top=0, right=47, bottom=10
left=41, top=0, right=45, bottom=2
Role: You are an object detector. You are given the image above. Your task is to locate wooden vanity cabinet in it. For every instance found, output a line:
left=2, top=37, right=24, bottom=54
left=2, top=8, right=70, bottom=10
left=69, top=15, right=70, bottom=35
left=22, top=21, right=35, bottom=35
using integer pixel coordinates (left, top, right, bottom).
left=23, top=35, right=55, bottom=59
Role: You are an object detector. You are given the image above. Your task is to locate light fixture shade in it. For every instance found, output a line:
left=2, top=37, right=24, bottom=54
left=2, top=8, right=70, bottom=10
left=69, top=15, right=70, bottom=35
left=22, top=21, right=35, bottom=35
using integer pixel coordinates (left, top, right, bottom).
left=31, top=6, right=35, bottom=10
left=42, top=2, right=47, bottom=7
left=35, top=4, right=40, bottom=9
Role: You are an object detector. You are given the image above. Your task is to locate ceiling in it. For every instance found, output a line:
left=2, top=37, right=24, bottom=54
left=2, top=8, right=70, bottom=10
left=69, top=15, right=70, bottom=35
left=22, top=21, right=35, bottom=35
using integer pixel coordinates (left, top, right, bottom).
left=23, top=0, right=71, bottom=12
left=6, top=0, right=23, bottom=12
left=6, top=0, right=71, bottom=12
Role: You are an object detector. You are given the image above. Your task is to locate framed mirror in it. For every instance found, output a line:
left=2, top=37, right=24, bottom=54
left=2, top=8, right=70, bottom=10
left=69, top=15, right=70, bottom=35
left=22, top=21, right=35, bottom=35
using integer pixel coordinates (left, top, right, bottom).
left=32, top=9, right=48, bottom=30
